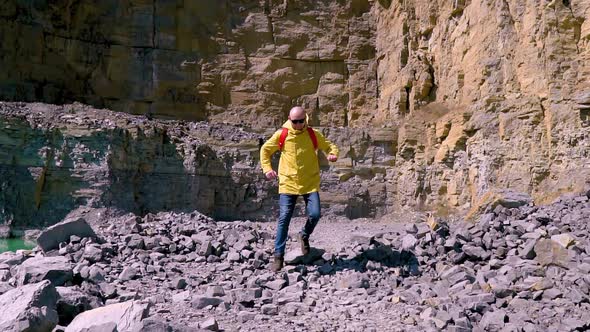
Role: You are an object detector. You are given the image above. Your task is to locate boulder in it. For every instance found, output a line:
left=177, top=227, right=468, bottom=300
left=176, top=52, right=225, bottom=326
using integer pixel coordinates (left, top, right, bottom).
left=466, top=190, right=533, bottom=220
left=534, top=239, right=571, bottom=268
left=284, top=247, right=325, bottom=265
left=0, top=252, right=27, bottom=266
left=56, top=286, right=103, bottom=325
left=0, top=280, right=59, bottom=332
left=37, top=218, right=97, bottom=252
left=0, top=225, right=10, bottom=238
left=16, top=256, right=73, bottom=286
left=131, top=318, right=200, bottom=332
left=64, top=300, right=150, bottom=332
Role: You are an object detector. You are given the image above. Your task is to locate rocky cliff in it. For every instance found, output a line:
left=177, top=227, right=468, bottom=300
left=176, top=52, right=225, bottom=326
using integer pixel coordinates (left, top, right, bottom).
left=0, top=102, right=268, bottom=227
left=0, top=102, right=403, bottom=228
left=1, top=0, right=590, bottom=224
left=373, top=0, right=590, bottom=212
left=0, top=0, right=376, bottom=126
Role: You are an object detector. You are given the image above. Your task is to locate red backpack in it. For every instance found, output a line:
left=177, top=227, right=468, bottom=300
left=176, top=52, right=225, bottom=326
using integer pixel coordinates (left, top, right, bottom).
left=278, top=127, right=318, bottom=151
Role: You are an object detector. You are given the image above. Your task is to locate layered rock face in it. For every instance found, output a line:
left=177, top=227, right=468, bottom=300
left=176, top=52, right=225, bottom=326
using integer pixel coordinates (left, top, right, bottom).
left=0, top=0, right=376, bottom=126
left=1, top=0, right=590, bottom=221
left=0, top=102, right=400, bottom=227
left=0, top=102, right=268, bottom=227
left=373, top=0, right=590, bottom=212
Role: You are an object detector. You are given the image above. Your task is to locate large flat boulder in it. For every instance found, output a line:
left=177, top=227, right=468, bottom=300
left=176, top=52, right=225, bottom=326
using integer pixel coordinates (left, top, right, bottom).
left=37, top=218, right=97, bottom=252
left=0, top=280, right=59, bottom=332
left=64, top=300, right=151, bottom=332
left=16, top=256, right=73, bottom=286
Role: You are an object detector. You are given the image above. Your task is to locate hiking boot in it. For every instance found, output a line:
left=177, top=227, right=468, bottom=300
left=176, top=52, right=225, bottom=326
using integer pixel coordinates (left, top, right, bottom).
left=298, top=233, right=310, bottom=256
left=272, top=255, right=284, bottom=272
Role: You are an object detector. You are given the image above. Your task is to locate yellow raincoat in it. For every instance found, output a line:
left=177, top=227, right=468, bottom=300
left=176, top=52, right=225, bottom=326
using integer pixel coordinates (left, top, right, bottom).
left=260, top=120, right=339, bottom=195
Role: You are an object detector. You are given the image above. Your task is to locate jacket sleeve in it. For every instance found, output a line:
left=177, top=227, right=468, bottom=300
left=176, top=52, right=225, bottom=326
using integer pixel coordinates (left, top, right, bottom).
left=260, top=130, right=281, bottom=174
left=315, top=129, right=339, bottom=157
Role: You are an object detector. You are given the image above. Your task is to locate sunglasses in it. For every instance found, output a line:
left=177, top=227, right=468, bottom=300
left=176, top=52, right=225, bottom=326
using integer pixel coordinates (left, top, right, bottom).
left=291, top=118, right=305, bottom=124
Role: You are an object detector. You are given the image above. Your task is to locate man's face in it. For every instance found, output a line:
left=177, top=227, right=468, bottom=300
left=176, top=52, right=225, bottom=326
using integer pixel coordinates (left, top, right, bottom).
left=290, top=113, right=306, bottom=129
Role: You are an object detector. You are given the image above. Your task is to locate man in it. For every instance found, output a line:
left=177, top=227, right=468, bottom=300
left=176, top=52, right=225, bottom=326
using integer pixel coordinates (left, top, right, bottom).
left=260, top=106, right=339, bottom=272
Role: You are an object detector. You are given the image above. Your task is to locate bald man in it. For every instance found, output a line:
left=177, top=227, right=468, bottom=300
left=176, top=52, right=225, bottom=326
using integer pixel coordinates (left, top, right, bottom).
left=260, top=106, right=339, bottom=271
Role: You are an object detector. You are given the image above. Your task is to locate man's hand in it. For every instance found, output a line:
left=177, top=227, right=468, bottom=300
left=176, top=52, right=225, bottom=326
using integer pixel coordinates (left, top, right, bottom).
left=265, top=170, right=278, bottom=180
left=327, top=154, right=338, bottom=162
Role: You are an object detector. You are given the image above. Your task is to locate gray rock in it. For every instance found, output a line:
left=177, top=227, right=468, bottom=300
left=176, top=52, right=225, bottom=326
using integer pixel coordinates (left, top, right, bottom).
left=520, top=239, right=537, bottom=259
left=87, top=266, right=105, bottom=283
left=171, top=277, right=187, bottom=290
left=237, top=311, right=256, bottom=322
left=479, top=309, right=506, bottom=330
left=0, top=268, right=10, bottom=282
left=98, top=282, right=117, bottom=299
left=265, top=279, right=287, bottom=291
left=336, top=272, right=369, bottom=289
left=439, top=265, right=461, bottom=280
left=72, top=322, right=117, bottom=332
left=0, top=282, right=14, bottom=295
left=16, top=256, right=73, bottom=286
left=534, top=239, right=571, bottom=267
left=404, top=223, right=418, bottom=234
left=0, top=252, right=27, bottom=266
left=232, top=288, right=262, bottom=305
left=227, top=252, right=240, bottom=262
left=0, top=225, right=10, bottom=238
left=64, top=300, right=150, bottom=332
left=562, top=317, right=588, bottom=331
left=205, top=285, right=225, bottom=297
left=575, top=90, right=590, bottom=104
left=130, top=318, right=200, bottom=332
left=458, top=293, right=495, bottom=310
left=56, top=286, right=102, bottom=325
left=125, top=234, right=145, bottom=250
left=401, top=234, right=418, bottom=250
left=276, top=291, right=303, bottom=305
left=495, top=190, right=533, bottom=208
left=261, top=304, right=278, bottom=315
left=565, top=288, right=585, bottom=304
left=37, top=218, right=97, bottom=252
left=488, top=278, right=513, bottom=298
left=83, top=244, right=103, bottom=263
left=542, top=288, right=562, bottom=300
left=0, top=280, right=59, bottom=332
left=191, top=296, right=223, bottom=309
left=172, top=290, right=191, bottom=303
left=462, top=245, right=490, bottom=260
left=118, top=266, right=138, bottom=281
left=199, top=317, right=219, bottom=331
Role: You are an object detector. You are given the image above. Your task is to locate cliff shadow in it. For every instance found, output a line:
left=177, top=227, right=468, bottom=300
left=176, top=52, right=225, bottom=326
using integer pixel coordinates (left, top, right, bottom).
left=0, top=120, right=84, bottom=230
left=104, top=125, right=267, bottom=221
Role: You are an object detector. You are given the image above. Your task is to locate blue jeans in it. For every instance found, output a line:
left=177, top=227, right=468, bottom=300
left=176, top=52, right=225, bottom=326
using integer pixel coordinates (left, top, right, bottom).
left=274, top=192, right=321, bottom=256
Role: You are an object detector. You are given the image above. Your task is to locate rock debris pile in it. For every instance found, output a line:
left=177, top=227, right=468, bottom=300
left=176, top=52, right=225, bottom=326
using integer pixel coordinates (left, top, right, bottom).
left=1, top=190, right=590, bottom=331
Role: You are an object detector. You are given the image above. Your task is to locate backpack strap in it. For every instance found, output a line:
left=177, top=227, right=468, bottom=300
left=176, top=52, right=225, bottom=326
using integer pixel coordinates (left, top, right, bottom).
left=278, top=127, right=289, bottom=151
left=307, top=127, right=318, bottom=150
left=278, top=127, right=318, bottom=151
